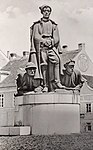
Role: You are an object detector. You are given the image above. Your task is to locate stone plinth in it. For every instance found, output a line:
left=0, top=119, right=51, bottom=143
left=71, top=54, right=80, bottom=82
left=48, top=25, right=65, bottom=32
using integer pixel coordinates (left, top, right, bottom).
left=0, top=108, right=14, bottom=126
left=0, top=126, right=30, bottom=135
left=15, top=89, right=80, bottom=135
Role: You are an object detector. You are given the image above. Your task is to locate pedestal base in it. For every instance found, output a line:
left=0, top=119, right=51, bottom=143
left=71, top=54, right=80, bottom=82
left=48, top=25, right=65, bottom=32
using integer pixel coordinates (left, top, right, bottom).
left=0, top=126, right=30, bottom=135
left=15, top=90, right=80, bottom=135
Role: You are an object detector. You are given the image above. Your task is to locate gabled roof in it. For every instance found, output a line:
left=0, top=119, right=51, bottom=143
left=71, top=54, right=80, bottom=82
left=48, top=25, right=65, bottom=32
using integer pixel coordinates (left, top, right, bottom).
left=82, top=75, right=93, bottom=89
left=0, top=50, right=9, bottom=69
left=61, top=48, right=81, bottom=64
left=0, top=57, right=28, bottom=87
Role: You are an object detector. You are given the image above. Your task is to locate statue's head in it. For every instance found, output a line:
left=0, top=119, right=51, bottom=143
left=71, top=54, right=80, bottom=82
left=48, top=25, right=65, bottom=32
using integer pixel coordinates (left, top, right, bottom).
left=39, top=5, right=52, bottom=19
left=25, top=62, right=36, bottom=77
left=64, top=60, right=75, bottom=74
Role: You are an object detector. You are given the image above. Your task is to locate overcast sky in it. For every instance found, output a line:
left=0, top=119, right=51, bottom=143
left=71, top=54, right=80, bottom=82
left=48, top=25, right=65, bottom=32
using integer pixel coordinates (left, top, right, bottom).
left=0, top=0, right=93, bottom=60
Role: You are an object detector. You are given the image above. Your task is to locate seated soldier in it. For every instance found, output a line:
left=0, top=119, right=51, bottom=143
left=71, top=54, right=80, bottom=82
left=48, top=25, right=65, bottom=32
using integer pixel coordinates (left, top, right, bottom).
left=16, top=62, right=42, bottom=95
left=60, top=60, right=85, bottom=91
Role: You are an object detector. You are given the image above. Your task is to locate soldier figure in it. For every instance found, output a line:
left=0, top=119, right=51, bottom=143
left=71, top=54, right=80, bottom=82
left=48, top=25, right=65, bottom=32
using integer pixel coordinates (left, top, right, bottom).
left=60, top=60, right=85, bottom=91
left=29, top=5, right=63, bottom=92
left=16, top=62, right=42, bottom=95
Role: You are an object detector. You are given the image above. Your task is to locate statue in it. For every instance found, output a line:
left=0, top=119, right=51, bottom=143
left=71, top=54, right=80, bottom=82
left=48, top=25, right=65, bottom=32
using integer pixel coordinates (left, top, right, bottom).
left=60, top=60, right=85, bottom=91
left=15, top=6, right=84, bottom=95
left=16, top=62, right=42, bottom=96
left=28, top=5, right=63, bottom=92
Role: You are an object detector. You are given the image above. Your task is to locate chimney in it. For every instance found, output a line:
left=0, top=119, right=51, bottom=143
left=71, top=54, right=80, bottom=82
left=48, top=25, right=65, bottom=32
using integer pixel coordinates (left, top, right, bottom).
left=9, top=53, right=17, bottom=61
left=62, top=45, right=68, bottom=51
left=7, top=51, right=10, bottom=58
left=23, top=51, right=29, bottom=58
left=78, top=43, right=85, bottom=51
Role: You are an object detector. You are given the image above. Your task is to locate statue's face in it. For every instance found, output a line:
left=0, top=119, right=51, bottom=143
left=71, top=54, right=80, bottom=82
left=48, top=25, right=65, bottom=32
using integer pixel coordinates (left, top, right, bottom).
left=27, top=68, right=36, bottom=76
left=66, top=65, right=74, bottom=74
left=42, top=7, right=51, bottom=19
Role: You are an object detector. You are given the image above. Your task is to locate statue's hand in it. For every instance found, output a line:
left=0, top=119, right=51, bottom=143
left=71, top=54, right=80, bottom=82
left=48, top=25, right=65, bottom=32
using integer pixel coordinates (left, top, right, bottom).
left=74, top=85, right=80, bottom=90
left=41, top=38, right=47, bottom=44
left=42, top=39, right=52, bottom=48
left=45, top=39, right=52, bottom=47
left=41, top=38, right=53, bottom=48
left=34, top=86, right=43, bottom=93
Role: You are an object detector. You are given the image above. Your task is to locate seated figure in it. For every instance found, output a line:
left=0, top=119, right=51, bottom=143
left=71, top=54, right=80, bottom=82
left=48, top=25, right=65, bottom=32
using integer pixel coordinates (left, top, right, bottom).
left=16, top=62, right=42, bottom=96
left=60, top=60, right=85, bottom=91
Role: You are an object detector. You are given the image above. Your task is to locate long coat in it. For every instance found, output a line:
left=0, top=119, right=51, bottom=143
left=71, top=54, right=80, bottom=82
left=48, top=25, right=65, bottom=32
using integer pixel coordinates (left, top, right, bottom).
left=28, top=18, right=62, bottom=80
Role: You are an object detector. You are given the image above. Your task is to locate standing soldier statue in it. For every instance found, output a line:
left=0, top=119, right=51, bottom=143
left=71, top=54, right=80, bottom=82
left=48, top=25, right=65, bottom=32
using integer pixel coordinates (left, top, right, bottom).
left=29, top=5, right=63, bottom=92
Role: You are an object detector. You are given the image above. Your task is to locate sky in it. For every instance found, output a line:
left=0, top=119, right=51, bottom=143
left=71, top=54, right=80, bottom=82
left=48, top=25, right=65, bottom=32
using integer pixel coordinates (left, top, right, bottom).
left=0, top=0, right=93, bottom=60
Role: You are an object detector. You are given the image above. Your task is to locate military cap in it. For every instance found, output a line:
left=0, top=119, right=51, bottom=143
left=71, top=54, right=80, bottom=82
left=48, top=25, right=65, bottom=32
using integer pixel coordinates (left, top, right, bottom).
left=39, top=5, right=52, bottom=12
left=25, top=62, right=37, bottom=70
left=64, top=60, right=75, bottom=68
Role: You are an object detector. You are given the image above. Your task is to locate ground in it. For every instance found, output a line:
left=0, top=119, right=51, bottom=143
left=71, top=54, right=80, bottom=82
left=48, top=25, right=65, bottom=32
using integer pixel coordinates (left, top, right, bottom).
left=0, top=133, right=93, bottom=150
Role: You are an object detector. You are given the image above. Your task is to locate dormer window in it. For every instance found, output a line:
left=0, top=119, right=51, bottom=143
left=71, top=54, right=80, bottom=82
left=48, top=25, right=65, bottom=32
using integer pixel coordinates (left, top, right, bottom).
left=0, top=70, right=10, bottom=82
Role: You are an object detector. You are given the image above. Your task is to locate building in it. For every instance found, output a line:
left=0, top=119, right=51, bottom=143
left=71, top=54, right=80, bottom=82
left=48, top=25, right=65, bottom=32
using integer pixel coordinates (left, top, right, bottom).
left=61, top=43, right=93, bottom=132
left=80, top=81, right=93, bottom=132
left=0, top=51, right=29, bottom=127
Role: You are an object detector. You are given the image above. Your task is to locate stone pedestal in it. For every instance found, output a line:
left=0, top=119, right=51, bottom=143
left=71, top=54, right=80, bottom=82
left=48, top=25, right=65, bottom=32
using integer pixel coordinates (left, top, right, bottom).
left=0, top=108, right=14, bottom=126
left=0, top=126, right=30, bottom=135
left=15, top=90, right=80, bottom=135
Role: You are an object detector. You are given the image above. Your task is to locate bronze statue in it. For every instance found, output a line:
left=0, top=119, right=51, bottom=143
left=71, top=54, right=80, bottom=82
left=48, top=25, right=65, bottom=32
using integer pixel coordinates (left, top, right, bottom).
left=16, top=6, right=84, bottom=95
left=29, top=5, right=63, bottom=92
left=16, top=62, right=42, bottom=96
left=60, top=60, right=85, bottom=91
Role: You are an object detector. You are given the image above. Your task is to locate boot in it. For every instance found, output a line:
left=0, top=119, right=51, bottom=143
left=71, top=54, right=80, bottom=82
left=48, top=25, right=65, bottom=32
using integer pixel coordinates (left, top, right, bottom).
left=56, top=82, right=64, bottom=89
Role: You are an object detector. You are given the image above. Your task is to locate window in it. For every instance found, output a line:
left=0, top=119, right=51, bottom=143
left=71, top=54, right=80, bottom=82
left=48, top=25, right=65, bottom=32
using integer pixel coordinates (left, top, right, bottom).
left=0, top=94, right=4, bottom=107
left=87, top=123, right=91, bottom=131
left=86, top=103, right=91, bottom=113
